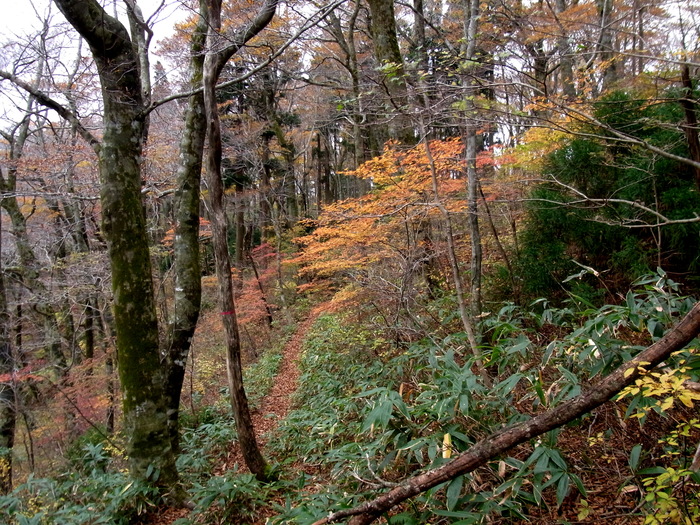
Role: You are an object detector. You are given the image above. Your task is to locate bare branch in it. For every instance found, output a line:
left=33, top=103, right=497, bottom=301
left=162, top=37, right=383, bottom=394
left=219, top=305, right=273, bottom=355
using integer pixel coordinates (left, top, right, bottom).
left=519, top=176, right=700, bottom=228
left=536, top=100, right=700, bottom=173
left=146, top=0, right=345, bottom=114
left=0, top=70, right=101, bottom=155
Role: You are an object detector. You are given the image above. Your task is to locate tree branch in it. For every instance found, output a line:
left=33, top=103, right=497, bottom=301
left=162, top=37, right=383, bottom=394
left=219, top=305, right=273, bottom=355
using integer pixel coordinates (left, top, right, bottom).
left=519, top=176, right=700, bottom=227
left=537, top=100, right=700, bottom=173
left=147, top=0, right=345, bottom=114
left=0, top=70, right=101, bottom=155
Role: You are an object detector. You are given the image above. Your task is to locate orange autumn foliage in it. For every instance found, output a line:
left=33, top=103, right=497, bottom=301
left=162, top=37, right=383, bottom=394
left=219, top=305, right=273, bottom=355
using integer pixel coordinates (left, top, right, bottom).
left=294, top=139, right=469, bottom=283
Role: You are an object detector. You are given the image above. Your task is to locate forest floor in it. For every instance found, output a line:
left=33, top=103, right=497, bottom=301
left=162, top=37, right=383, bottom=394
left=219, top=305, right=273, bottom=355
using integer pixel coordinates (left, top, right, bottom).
left=148, top=299, right=666, bottom=525
left=150, top=303, right=328, bottom=525
left=218, top=303, right=326, bottom=475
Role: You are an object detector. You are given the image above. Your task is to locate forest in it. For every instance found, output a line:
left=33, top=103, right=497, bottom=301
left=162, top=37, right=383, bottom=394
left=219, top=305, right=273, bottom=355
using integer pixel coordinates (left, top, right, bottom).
left=0, top=0, right=699, bottom=523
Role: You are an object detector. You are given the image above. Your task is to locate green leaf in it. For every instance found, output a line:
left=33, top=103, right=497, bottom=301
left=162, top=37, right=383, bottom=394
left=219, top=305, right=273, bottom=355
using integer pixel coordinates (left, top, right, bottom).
left=362, top=396, right=393, bottom=431
left=638, top=466, right=667, bottom=476
left=506, top=335, right=531, bottom=356
left=433, top=509, right=478, bottom=518
left=542, top=341, right=557, bottom=366
left=520, top=446, right=544, bottom=473
left=496, top=373, right=523, bottom=395
left=647, top=319, right=665, bottom=339
left=388, top=512, right=419, bottom=524
left=532, top=480, right=543, bottom=505
left=446, top=476, right=463, bottom=511
left=533, top=449, right=551, bottom=475
left=459, top=394, right=470, bottom=414
left=548, top=449, right=568, bottom=471
left=629, top=444, right=642, bottom=471
left=533, top=380, right=547, bottom=406
left=556, top=474, right=570, bottom=507
left=570, top=473, right=587, bottom=497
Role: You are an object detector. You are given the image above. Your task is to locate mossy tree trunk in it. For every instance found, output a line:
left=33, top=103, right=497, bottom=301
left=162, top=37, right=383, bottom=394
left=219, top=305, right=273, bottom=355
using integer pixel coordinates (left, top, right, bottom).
left=367, top=0, right=415, bottom=144
left=53, top=0, right=177, bottom=487
left=163, top=0, right=208, bottom=455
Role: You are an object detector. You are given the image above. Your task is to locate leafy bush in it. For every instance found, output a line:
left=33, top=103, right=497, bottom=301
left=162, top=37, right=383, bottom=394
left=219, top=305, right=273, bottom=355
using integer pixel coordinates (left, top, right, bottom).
left=177, top=416, right=238, bottom=477
left=0, top=445, right=158, bottom=524
left=179, top=470, right=270, bottom=525
left=271, top=271, right=700, bottom=523
left=516, top=89, right=700, bottom=301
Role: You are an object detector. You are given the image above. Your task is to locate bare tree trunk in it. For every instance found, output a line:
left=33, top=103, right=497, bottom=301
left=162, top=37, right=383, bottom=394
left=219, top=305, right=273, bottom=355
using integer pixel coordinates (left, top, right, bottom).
left=596, top=0, right=618, bottom=92
left=202, top=0, right=278, bottom=481
left=249, top=254, right=274, bottom=328
left=326, top=2, right=364, bottom=166
left=0, top=55, right=67, bottom=375
left=479, top=184, right=520, bottom=304
left=419, top=115, right=489, bottom=383
left=680, top=63, right=700, bottom=190
left=234, top=182, right=246, bottom=267
left=463, top=0, right=483, bottom=325
left=556, top=0, right=576, bottom=99
left=0, top=215, right=16, bottom=494
left=260, top=133, right=274, bottom=241
left=466, top=131, right=482, bottom=317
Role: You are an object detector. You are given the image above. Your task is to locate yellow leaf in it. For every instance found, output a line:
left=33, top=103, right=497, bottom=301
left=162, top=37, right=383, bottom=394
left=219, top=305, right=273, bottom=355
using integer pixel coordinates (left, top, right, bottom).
left=443, top=433, right=453, bottom=459
left=678, top=394, right=696, bottom=408
left=659, top=397, right=674, bottom=411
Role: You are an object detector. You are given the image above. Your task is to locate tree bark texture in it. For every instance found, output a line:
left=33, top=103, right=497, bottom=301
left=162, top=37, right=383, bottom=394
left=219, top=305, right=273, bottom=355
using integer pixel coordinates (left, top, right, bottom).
left=466, top=131, right=482, bottom=317
left=367, top=0, right=414, bottom=143
left=314, top=302, right=700, bottom=525
left=326, top=3, right=364, bottom=166
left=596, top=0, right=618, bottom=92
left=0, top=216, right=15, bottom=494
left=680, top=63, right=700, bottom=190
left=164, top=0, right=207, bottom=455
left=556, top=0, right=576, bottom=99
left=0, top=59, right=56, bottom=491
left=202, top=0, right=278, bottom=480
left=461, top=0, right=482, bottom=320
left=419, top=119, right=488, bottom=383
left=53, top=0, right=177, bottom=486
left=0, top=55, right=66, bottom=372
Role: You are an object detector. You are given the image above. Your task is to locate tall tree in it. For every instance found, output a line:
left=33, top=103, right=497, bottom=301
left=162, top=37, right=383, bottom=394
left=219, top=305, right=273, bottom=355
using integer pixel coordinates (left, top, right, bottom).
left=163, top=0, right=208, bottom=454
left=202, top=0, right=278, bottom=480
left=0, top=214, right=13, bottom=494
left=367, top=0, right=415, bottom=143
left=51, top=0, right=179, bottom=487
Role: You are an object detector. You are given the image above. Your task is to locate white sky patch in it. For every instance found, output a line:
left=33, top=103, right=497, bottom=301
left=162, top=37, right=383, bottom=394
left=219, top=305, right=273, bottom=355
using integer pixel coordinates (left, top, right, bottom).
left=1, top=0, right=185, bottom=45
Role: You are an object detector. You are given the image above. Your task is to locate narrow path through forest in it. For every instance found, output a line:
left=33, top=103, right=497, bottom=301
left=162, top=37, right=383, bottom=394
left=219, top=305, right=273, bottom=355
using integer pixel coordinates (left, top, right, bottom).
left=221, top=303, right=327, bottom=472
left=156, top=304, right=327, bottom=525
